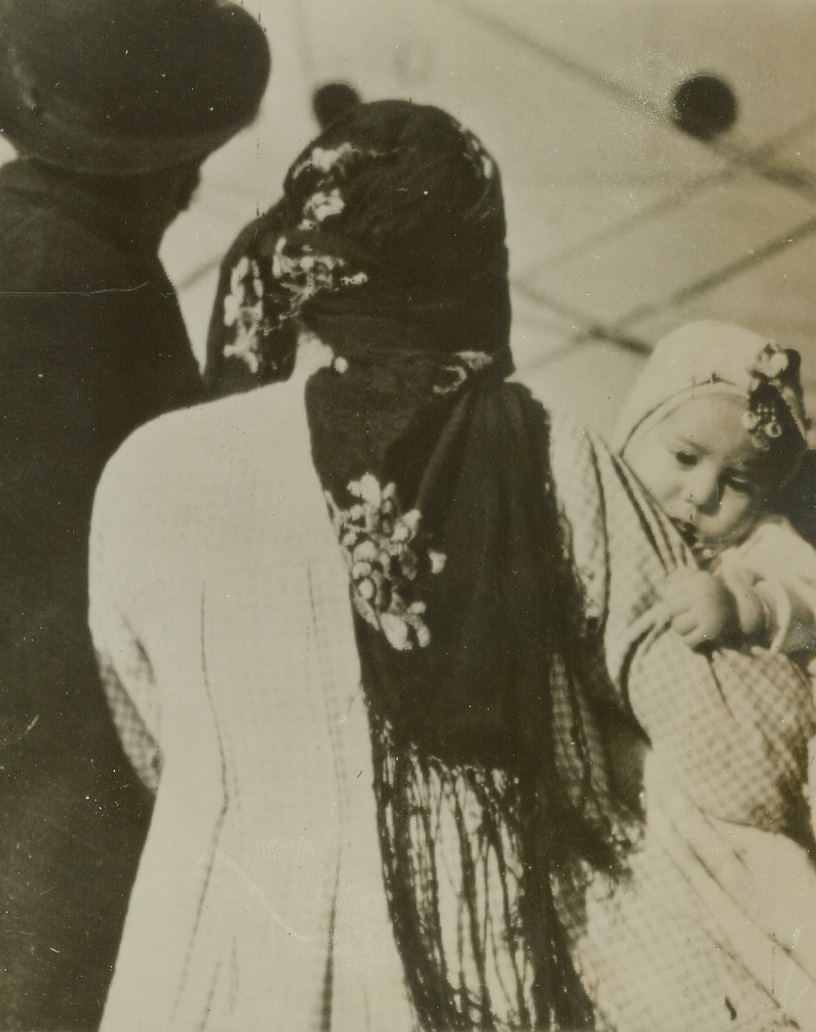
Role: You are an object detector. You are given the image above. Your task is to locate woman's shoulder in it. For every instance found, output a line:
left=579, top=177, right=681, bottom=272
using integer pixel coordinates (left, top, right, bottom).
left=91, top=380, right=340, bottom=613
left=94, top=382, right=314, bottom=554
left=108, top=385, right=286, bottom=470
left=97, top=392, right=257, bottom=519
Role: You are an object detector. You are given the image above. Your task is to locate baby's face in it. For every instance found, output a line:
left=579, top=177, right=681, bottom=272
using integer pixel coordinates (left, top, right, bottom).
left=623, top=393, right=770, bottom=550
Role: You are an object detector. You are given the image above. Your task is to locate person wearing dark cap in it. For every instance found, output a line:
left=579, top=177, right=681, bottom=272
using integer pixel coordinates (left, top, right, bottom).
left=0, top=1, right=269, bottom=1028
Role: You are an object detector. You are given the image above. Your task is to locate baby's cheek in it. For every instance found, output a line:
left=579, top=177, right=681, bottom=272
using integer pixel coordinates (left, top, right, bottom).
left=727, top=499, right=761, bottom=539
left=648, top=471, right=678, bottom=510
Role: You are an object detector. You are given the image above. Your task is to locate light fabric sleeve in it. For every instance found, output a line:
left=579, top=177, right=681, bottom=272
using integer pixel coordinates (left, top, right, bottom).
left=717, top=515, right=816, bottom=654
left=88, top=462, right=162, bottom=794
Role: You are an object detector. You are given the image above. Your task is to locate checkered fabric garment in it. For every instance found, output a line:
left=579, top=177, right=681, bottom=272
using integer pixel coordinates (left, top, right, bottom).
left=89, top=384, right=816, bottom=1031
left=550, top=409, right=816, bottom=1032
left=551, top=411, right=815, bottom=835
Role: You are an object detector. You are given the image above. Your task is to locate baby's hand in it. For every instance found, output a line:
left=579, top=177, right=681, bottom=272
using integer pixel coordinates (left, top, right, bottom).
left=653, top=568, right=739, bottom=649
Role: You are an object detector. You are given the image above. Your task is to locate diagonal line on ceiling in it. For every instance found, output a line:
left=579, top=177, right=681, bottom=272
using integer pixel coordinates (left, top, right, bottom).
left=511, top=278, right=653, bottom=355
left=516, top=111, right=816, bottom=284
left=515, top=213, right=816, bottom=366
left=176, top=258, right=225, bottom=294
left=511, top=326, right=652, bottom=381
left=608, top=213, right=816, bottom=333
left=451, top=1, right=816, bottom=210
left=711, top=133, right=816, bottom=203
left=445, top=0, right=665, bottom=119
left=511, top=278, right=599, bottom=327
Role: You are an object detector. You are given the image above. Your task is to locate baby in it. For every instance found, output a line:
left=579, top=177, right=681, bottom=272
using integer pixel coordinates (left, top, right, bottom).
left=615, top=322, right=816, bottom=956
left=615, top=320, right=816, bottom=654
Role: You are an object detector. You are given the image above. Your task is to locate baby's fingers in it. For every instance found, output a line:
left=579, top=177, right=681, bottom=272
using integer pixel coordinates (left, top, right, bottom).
left=670, top=612, right=711, bottom=649
left=670, top=609, right=699, bottom=635
left=659, top=573, right=696, bottom=602
left=662, top=566, right=705, bottom=594
left=678, top=626, right=708, bottom=649
left=656, top=585, right=694, bottom=620
left=645, top=601, right=672, bottom=631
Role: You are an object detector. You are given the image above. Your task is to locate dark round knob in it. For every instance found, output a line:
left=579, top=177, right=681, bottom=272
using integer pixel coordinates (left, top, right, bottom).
left=671, top=74, right=738, bottom=141
left=312, top=82, right=362, bottom=131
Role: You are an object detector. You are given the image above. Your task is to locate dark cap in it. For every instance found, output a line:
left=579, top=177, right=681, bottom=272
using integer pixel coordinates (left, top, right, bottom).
left=0, top=0, right=271, bottom=174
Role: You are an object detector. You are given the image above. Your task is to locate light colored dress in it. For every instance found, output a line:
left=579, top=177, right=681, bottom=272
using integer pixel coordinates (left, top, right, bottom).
left=90, top=367, right=816, bottom=1031
left=89, top=365, right=415, bottom=1032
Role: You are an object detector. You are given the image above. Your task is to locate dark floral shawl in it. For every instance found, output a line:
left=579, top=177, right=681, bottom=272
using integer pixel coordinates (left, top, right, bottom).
left=207, top=100, right=633, bottom=1029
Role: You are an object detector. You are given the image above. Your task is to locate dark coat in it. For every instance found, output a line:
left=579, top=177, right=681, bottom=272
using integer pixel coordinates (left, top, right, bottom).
left=0, top=158, right=203, bottom=1030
